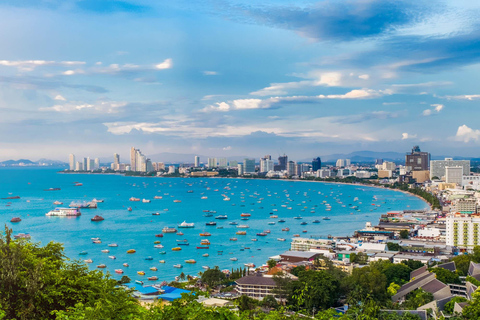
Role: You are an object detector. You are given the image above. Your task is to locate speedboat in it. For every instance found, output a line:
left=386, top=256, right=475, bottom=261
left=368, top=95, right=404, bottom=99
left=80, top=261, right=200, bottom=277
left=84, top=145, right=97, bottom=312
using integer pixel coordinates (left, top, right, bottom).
left=230, top=257, right=238, bottom=261
left=79, top=251, right=88, bottom=255
left=108, top=243, right=118, bottom=247
left=173, top=264, right=183, bottom=268
left=101, top=249, right=109, bottom=253
left=148, top=276, right=158, bottom=281
left=154, top=244, right=164, bottom=248
left=97, top=264, right=106, bottom=268
left=84, top=259, right=93, bottom=263
left=123, top=263, right=129, bottom=267
left=115, top=269, right=124, bottom=274
left=127, top=249, right=136, bottom=254
left=108, top=255, right=116, bottom=259
left=185, top=259, right=196, bottom=264
left=150, top=267, right=158, bottom=271
left=137, top=271, right=145, bottom=275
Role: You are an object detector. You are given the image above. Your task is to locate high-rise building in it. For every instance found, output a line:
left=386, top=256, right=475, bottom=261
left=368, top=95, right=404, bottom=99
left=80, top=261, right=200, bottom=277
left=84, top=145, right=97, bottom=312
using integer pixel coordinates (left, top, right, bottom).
left=146, top=159, right=154, bottom=172
left=157, top=162, right=165, bottom=171
left=446, top=214, right=480, bottom=250
left=375, top=159, right=384, bottom=165
left=130, top=147, right=137, bottom=172
left=237, top=164, right=243, bottom=175
left=405, top=146, right=430, bottom=172
left=243, top=158, right=255, bottom=173
left=69, top=154, right=75, bottom=171
left=113, top=153, right=120, bottom=170
left=229, top=160, right=238, bottom=168
left=260, top=155, right=273, bottom=173
left=207, top=158, right=216, bottom=168
left=382, top=161, right=396, bottom=171
left=445, top=166, right=463, bottom=185
left=430, top=158, right=470, bottom=180
left=278, top=155, right=288, bottom=171
left=75, top=161, right=83, bottom=171
left=217, top=158, right=228, bottom=169
left=345, top=159, right=351, bottom=167
left=82, top=158, right=88, bottom=171
left=194, top=156, right=200, bottom=167
left=336, top=159, right=345, bottom=167
left=312, top=157, right=321, bottom=171
left=94, top=158, right=100, bottom=170
left=287, top=161, right=296, bottom=176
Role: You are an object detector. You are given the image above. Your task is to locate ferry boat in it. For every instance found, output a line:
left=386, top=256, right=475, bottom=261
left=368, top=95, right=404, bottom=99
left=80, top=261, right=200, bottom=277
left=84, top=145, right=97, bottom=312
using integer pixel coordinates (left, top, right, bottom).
left=185, top=259, right=196, bottom=264
left=127, top=249, right=136, bottom=254
left=46, top=207, right=81, bottom=216
left=162, top=227, right=177, bottom=233
left=91, top=215, right=104, bottom=222
left=129, top=197, right=140, bottom=202
left=10, top=217, right=21, bottom=223
left=199, top=232, right=211, bottom=236
left=215, top=215, right=228, bottom=219
left=172, top=247, right=182, bottom=251
left=178, top=221, right=195, bottom=228
left=148, top=276, right=158, bottom=281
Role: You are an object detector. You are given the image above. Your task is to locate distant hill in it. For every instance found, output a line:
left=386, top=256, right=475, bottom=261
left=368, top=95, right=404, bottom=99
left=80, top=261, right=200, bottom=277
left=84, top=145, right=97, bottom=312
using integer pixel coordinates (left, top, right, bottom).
left=0, top=159, right=67, bottom=166
left=147, top=152, right=251, bottom=164
left=0, top=159, right=35, bottom=165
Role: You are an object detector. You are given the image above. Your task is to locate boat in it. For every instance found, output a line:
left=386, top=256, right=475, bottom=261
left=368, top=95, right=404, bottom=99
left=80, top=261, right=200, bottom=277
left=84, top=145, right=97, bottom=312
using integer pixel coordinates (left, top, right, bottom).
left=244, top=263, right=255, bottom=268
left=135, top=280, right=144, bottom=285
left=237, top=225, right=249, bottom=228
left=74, top=183, right=83, bottom=186
left=293, top=216, right=302, bottom=219
left=200, top=240, right=210, bottom=245
left=101, top=249, right=110, bottom=253
left=148, top=276, right=158, bottom=281
left=154, top=196, right=163, bottom=199
left=172, top=247, right=182, bottom=251
left=230, top=257, right=238, bottom=261
left=173, top=200, right=181, bottom=203
left=293, top=234, right=300, bottom=237
left=53, top=201, right=63, bottom=205
left=236, top=231, right=247, bottom=235
left=256, top=233, right=267, bottom=236
left=187, top=190, right=194, bottom=193
left=93, top=240, right=101, bottom=244
left=178, top=242, right=189, bottom=246
left=79, top=251, right=88, bottom=255
left=91, top=215, right=104, bottom=222
left=176, top=232, right=184, bottom=236
left=268, top=222, right=275, bottom=225
left=300, top=222, right=307, bottom=225
left=302, top=230, right=308, bottom=233
left=206, top=222, right=216, bottom=226
left=97, top=264, right=106, bottom=268
left=123, top=263, right=129, bottom=267
left=202, top=265, right=209, bottom=269
left=129, top=197, right=140, bottom=202
left=281, top=227, right=290, bottom=231
left=203, top=213, right=213, bottom=217
left=264, top=230, right=271, bottom=233
left=69, top=201, right=97, bottom=209
left=159, top=260, right=165, bottom=263
left=46, top=207, right=81, bottom=216
left=199, top=232, right=211, bottom=236
left=114, top=269, right=123, bottom=274
left=145, top=256, right=153, bottom=260
left=43, top=188, right=60, bottom=191
left=201, top=196, right=208, bottom=199
left=223, top=197, right=230, bottom=201
left=159, top=251, right=166, bottom=254
left=10, top=217, right=21, bottom=223
left=215, top=215, right=228, bottom=219
left=154, top=244, right=164, bottom=248
left=229, top=221, right=238, bottom=225
left=185, top=259, right=196, bottom=264
left=173, top=264, right=183, bottom=268
left=270, top=215, right=278, bottom=218
left=241, top=217, right=249, bottom=220
left=92, top=199, right=104, bottom=203
left=108, top=243, right=118, bottom=247
left=178, top=221, right=195, bottom=228
left=197, top=246, right=209, bottom=249
left=277, top=238, right=286, bottom=241
left=152, top=212, right=160, bottom=215
left=150, top=267, right=158, bottom=271
left=142, top=199, right=151, bottom=203
left=162, top=227, right=177, bottom=233
left=202, top=254, right=209, bottom=257
left=240, top=213, right=251, bottom=217
left=251, top=238, right=258, bottom=241
left=312, top=220, right=321, bottom=223
left=127, top=249, right=136, bottom=254
left=137, top=271, right=145, bottom=275
left=84, top=259, right=93, bottom=263
left=127, top=207, right=132, bottom=211
left=155, top=234, right=164, bottom=238
left=229, top=237, right=238, bottom=241
left=323, top=217, right=331, bottom=220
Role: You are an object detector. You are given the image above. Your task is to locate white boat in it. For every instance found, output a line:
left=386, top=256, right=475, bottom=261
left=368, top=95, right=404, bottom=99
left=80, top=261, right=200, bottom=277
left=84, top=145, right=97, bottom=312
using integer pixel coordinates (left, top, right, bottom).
left=237, top=225, right=249, bottom=228
left=202, top=266, right=210, bottom=269
left=142, top=199, right=151, bottom=203
left=84, top=259, right=93, bottom=263
left=108, top=255, right=116, bottom=259
left=46, top=207, right=81, bottom=216
left=230, top=257, right=238, bottom=261
left=277, top=238, right=286, bottom=241
left=108, top=243, right=118, bottom=247
left=173, top=264, right=183, bottom=268
left=101, top=249, right=110, bottom=253
left=162, top=227, right=177, bottom=233
left=53, top=200, right=63, bottom=205
left=154, top=244, right=164, bottom=248
left=178, top=221, right=195, bottom=228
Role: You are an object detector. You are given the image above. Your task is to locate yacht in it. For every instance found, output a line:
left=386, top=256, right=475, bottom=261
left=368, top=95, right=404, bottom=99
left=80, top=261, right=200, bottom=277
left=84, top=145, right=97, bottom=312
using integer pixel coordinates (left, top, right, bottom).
left=46, top=207, right=81, bottom=216
left=178, top=221, right=195, bottom=228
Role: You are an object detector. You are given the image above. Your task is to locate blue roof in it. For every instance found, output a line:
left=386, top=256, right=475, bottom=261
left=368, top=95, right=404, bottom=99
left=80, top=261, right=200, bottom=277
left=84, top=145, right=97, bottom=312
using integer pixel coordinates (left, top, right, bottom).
left=158, top=286, right=191, bottom=301
left=137, top=286, right=160, bottom=295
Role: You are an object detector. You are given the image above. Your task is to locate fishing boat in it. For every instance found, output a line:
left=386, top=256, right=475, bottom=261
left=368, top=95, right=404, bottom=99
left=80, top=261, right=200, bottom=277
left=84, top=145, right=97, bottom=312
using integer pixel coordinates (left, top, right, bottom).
left=137, top=271, right=145, bottom=275
left=148, top=276, right=158, bottom=281
left=123, top=263, right=129, bottom=267
left=154, top=244, right=164, bottom=248
left=97, top=264, right=106, bottom=268
left=129, top=197, right=140, bottom=202
left=108, top=243, right=118, bottom=247
left=10, top=217, right=21, bottom=223
left=162, top=227, right=177, bottom=233
left=145, top=256, right=153, bottom=260
left=185, top=259, right=196, bottom=264
left=79, top=251, right=88, bottom=255
left=108, top=255, right=116, bottom=259
left=127, top=249, right=136, bottom=254
left=236, top=231, right=247, bottom=235
left=206, top=222, right=216, bottom=226
left=115, top=269, right=124, bottom=274
left=281, top=227, right=290, bottom=231
left=172, top=247, right=182, bottom=251
left=173, top=264, right=183, bottom=268
left=178, top=221, right=195, bottom=228
left=277, top=238, right=286, bottom=241
left=150, top=267, right=158, bottom=271
left=101, top=249, right=110, bottom=253
left=84, top=259, right=93, bottom=263
left=199, top=232, right=211, bottom=236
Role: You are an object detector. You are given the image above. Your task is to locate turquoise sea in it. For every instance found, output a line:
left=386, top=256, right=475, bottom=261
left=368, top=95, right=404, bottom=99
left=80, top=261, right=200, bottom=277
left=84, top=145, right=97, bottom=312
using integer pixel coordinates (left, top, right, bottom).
left=0, top=167, right=428, bottom=282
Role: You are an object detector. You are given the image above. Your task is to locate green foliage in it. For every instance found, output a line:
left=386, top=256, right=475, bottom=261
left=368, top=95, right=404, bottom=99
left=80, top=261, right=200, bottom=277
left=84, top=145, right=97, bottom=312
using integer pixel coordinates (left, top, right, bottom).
left=384, top=263, right=412, bottom=286
left=444, top=296, right=467, bottom=314
left=236, top=295, right=258, bottom=312
left=344, top=266, right=388, bottom=305
left=267, top=259, right=277, bottom=269
left=0, top=225, right=140, bottom=320
left=386, top=242, right=401, bottom=251
left=402, top=289, right=434, bottom=310
left=463, top=291, right=480, bottom=319
left=452, top=254, right=472, bottom=276
left=401, top=259, right=423, bottom=271
left=350, top=252, right=368, bottom=265
left=387, top=282, right=400, bottom=297
left=430, top=267, right=461, bottom=284
left=201, top=267, right=226, bottom=287
left=473, top=246, right=480, bottom=263
left=399, top=230, right=409, bottom=239
left=119, top=275, right=131, bottom=284
left=261, top=295, right=278, bottom=309
left=466, top=275, right=480, bottom=287
left=289, top=265, right=306, bottom=277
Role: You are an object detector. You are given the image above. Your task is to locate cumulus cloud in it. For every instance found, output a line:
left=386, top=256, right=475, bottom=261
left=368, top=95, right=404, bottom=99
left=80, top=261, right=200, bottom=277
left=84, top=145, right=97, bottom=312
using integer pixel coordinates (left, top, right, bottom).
left=422, top=104, right=444, bottom=116
left=402, top=132, right=417, bottom=140
left=54, top=95, right=66, bottom=101
left=455, top=125, right=480, bottom=142
left=443, top=94, right=480, bottom=100
left=155, top=58, right=173, bottom=70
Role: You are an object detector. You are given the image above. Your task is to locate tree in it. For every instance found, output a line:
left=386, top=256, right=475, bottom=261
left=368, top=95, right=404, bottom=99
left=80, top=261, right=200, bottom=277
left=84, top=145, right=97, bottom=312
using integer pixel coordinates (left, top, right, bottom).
left=387, top=282, right=400, bottom=297
left=400, top=229, right=409, bottom=239
left=261, top=295, right=278, bottom=309
left=430, top=267, right=461, bottom=284
left=452, top=254, right=472, bottom=276
left=402, top=289, right=434, bottom=310
left=201, top=267, right=226, bottom=287
left=119, top=275, right=131, bottom=284
left=350, top=252, right=368, bottom=265
left=444, top=296, right=467, bottom=314
left=384, top=263, right=412, bottom=286
left=237, top=294, right=257, bottom=312
left=473, top=246, right=480, bottom=263
left=463, top=291, right=480, bottom=319
left=344, top=266, right=388, bottom=305
left=179, top=272, right=186, bottom=281
left=387, top=242, right=401, bottom=251
left=267, top=259, right=277, bottom=269
left=401, top=259, right=423, bottom=271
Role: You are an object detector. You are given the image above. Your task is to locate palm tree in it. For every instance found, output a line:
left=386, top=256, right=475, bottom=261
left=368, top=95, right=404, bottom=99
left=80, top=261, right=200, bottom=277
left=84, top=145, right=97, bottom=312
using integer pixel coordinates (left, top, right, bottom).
left=179, top=272, right=186, bottom=281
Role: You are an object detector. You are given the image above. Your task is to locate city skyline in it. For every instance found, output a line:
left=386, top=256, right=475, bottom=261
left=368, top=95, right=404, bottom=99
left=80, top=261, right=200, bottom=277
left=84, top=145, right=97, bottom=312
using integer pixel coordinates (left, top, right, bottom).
left=1, top=1, right=480, bottom=160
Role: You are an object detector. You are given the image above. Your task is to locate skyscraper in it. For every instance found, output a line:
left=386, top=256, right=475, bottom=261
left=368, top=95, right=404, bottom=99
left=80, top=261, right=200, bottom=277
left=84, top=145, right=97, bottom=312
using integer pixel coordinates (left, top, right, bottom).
left=130, top=147, right=137, bottom=172
left=207, top=158, right=216, bottom=168
left=69, top=154, right=75, bottom=171
left=94, top=158, right=100, bottom=170
left=278, top=154, right=288, bottom=170
left=113, top=153, right=120, bottom=170
left=287, top=161, right=296, bottom=176
left=82, top=158, right=88, bottom=171
left=217, top=158, right=228, bottom=169
left=312, top=157, right=321, bottom=171
left=243, top=158, right=255, bottom=173
left=194, top=156, right=200, bottom=167
left=405, top=146, right=430, bottom=172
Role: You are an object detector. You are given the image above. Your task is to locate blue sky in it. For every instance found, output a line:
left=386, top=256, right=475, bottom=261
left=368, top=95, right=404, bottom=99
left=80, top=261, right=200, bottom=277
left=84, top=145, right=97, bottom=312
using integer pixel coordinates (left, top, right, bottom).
left=1, top=0, right=480, bottom=161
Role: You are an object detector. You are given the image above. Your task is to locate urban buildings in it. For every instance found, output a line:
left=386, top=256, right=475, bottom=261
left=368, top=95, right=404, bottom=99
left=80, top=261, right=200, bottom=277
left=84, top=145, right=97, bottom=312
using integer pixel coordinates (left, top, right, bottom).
left=446, top=214, right=480, bottom=249
left=194, top=156, right=200, bottom=167
left=69, top=154, right=75, bottom=171
left=275, top=155, right=287, bottom=171
left=405, top=145, right=430, bottom=172
left=312, top=157, right=321, bottom=171
left=430, top=158, right=470, bottom=180
left=445, top=166, right=464, bottom=185
left=243, top=158, right=255, bottom=174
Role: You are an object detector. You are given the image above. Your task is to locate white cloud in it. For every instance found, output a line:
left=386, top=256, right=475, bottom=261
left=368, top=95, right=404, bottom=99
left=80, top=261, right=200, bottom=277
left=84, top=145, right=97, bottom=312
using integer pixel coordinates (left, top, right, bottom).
left=40, top=100, right=127, bottom=113
left=0, top=60, right=85, bottom=72
left=423, top=104, right=444, bottom=116
left=222, top=146, right=232, bottom=150
left=432, top=104, right=444, bottom=112
left=54, top=95, right=66, bottom=101
left=155, top=58, right=173, bottom=70
left=358, top=74, right=370, bottom=80
left=232, top=99, right=263, bottom=110
left=443, top=94, right=480, bottom=100
left=402, top=133, right=417, bottom=140
left=455, top=124, right=480, bottom=142
left=422, top=109, right=432, bottom=116
left=203, top=71, right=218, bottom=75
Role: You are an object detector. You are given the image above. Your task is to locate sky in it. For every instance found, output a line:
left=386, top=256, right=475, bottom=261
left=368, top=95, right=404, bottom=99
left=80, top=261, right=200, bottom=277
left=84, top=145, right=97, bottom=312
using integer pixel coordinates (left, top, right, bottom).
left=1, top=0, right=480, bottom=162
